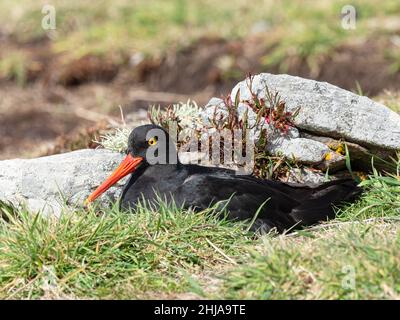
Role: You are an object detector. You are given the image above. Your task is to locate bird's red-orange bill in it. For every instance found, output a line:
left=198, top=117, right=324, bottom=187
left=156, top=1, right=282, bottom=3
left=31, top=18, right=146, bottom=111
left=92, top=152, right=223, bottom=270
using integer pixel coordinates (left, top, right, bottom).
left=85, top=154, right=143, bottom=205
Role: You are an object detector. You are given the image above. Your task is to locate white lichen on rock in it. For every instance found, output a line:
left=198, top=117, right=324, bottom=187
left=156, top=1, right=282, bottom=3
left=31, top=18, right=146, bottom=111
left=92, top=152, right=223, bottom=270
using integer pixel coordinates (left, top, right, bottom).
left=95, top=127, right=131, bottom=153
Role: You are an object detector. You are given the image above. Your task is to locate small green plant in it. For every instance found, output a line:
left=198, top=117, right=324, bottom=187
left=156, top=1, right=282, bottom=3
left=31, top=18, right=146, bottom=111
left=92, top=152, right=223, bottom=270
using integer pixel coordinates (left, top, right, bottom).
left=354, top=81, right=364, bottom=96
left=243, top=74, right=300, bottom=135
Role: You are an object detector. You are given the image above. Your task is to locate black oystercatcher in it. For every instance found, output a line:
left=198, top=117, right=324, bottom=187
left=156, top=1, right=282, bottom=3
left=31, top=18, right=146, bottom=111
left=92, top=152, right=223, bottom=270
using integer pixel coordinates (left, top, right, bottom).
left=86, top=124, right=362, bottom=233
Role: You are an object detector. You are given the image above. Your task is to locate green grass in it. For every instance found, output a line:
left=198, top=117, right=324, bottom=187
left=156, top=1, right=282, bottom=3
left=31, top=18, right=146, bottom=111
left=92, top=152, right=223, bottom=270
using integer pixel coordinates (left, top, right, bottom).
left=336, top=174, right=400, bottom=221
left=0, top=200, right=251, bottom=299
left=0, top=168, right=399, bottom=299
left=217, top=222, right=400, bottom=299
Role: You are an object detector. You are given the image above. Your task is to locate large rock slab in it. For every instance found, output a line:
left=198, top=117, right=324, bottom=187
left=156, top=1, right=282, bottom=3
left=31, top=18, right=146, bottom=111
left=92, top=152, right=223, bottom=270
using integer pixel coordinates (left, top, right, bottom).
left=0, top=149, right=125, bottom=215
left=230, top=73, right=400, bottom=151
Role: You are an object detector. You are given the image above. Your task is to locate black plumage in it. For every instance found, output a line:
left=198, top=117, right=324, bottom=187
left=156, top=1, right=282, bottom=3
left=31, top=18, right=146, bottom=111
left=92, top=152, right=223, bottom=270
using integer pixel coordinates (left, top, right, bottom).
left=87, top=124, right=363, bottom=233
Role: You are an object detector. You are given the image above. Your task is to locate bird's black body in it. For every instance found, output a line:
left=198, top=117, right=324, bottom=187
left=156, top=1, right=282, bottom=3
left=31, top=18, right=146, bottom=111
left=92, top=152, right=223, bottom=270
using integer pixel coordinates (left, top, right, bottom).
left=121, top=161, right=361, bottom=233
left=110, top=124, right=363, bottom=233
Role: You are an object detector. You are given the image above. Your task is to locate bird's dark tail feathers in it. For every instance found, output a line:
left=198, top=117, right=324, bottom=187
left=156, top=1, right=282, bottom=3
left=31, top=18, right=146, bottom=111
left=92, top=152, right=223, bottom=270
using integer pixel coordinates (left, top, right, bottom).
left=288, top=178, right=363, bottom=228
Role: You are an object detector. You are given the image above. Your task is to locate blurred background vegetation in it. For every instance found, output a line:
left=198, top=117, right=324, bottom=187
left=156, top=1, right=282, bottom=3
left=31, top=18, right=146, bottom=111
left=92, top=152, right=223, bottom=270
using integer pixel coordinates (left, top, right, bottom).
left=0, top=0, right=400, bottom=159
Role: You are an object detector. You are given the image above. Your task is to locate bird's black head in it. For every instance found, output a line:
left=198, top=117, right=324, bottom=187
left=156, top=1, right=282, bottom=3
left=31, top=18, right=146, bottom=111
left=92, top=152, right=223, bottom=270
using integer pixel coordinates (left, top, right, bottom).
left=126, top=124, right=178, bottom=165
left=85, top=124, right=178, bottom=204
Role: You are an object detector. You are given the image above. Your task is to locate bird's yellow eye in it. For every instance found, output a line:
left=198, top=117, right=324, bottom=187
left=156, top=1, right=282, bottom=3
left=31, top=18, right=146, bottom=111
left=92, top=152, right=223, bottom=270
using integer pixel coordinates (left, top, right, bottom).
left=148, top=137, right=157, bottom=146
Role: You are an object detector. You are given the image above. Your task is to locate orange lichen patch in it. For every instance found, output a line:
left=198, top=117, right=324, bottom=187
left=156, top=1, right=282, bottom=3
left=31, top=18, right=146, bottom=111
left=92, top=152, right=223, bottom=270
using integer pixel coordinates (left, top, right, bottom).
left=327, top=142, right=345, bottom=155
left=355, top=171, right=368, bottom=181
left=335, top=145, right=345, bottom=155
left=325, top=152, right=333, bottom=161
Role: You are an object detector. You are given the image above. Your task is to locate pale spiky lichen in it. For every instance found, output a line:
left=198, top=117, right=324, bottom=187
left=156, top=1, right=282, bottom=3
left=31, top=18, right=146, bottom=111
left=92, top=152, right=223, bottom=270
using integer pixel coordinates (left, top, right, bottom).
left=96, top=100, right=202, bottom=153
left=94, top=127, right=130, bottom=153
left=149, top=99, right=203, bottom=131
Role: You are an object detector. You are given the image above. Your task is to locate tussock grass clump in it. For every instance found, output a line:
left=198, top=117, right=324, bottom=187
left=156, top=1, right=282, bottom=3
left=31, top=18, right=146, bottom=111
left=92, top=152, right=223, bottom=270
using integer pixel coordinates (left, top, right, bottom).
left=337, top=161, right=400, bottom=221
left=0, top=201, right=251, bottom=299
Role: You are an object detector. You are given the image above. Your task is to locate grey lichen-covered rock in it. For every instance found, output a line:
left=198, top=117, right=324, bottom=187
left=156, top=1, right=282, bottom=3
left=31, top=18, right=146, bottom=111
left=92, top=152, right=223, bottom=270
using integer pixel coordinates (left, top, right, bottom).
left=0, top=149, right=125, bottom=215
left=286, top=167, right=354, bottom=184
left=231, top=73, right=400, bottom=151
left=268, top=137, right=330, bottom=164
left=264, top=124, right=329, bottom=164
left=286, top=168, right=328, bottom=184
